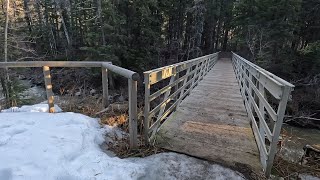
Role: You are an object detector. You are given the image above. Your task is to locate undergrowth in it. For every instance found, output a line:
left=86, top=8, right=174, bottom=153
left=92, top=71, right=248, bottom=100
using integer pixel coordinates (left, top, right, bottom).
left=272, top=156, right=320, bottom=179
left=57, top=95, right=166, bottom=158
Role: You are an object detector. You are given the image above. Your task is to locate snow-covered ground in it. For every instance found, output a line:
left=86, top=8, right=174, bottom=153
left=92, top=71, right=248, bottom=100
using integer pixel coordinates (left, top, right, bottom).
left=0, top=104, right=245, bottom=180
left=1, top=104, right=62, bottom=113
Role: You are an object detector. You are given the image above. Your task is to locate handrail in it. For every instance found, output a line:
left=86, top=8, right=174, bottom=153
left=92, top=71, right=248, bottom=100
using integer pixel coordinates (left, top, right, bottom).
left=101, top=63, right=139, bottom=80
left=0, top=61, right=139, bottom=149
left=0, top=61, right=106, bottom=68
left=231, top=52, right=294, bottom=177
left=144, top=53, right=218, bottom=74
left=232, top=53, right=294, bottom=88
left=143, top=52, right=219, bottom=143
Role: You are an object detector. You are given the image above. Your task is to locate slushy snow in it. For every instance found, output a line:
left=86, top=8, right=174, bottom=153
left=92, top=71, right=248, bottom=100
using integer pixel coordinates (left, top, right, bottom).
left=1, top=103, right=62, bottom=113
left=0, top=104, right=245, bottom=180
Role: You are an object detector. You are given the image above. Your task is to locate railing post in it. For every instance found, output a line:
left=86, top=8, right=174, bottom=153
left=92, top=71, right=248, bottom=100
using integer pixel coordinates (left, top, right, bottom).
left=258, top=82, right=267, bottom=169
left=202, top=58, right=210, bottom=78
left=128, top=79, right=138, bottom=149
left=265, top=86, right=292, bottom=177
left=191, top=61, right=202, bottom=90
left=177, top=67, right=191, bottom=108
left=102, top=67, right=109, bottom=108
left=43, top=66, right=55, bottom=113
left=174, top=73, right=180, bottom=101
left=248, top=73, right=254, bottom=115
left=143, top=73, right=150, bottom=144
left=258, top=83, right=266, bottom=141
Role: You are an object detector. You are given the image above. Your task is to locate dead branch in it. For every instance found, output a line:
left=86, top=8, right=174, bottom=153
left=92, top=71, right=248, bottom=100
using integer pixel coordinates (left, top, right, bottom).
left=16, top=55, right=46, bottom=61
left=95, top=102, right=129, bottom=115
left=285, top=115, right=320, bottom=122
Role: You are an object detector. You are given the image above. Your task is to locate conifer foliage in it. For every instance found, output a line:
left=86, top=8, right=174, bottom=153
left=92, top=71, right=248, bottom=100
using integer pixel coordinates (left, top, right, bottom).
left=0, top=0, right=319, bottom=113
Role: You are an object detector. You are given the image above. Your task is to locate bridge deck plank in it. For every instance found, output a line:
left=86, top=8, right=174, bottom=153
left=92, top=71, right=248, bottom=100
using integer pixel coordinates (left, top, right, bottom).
left=155, top=58, right=262, bottom=173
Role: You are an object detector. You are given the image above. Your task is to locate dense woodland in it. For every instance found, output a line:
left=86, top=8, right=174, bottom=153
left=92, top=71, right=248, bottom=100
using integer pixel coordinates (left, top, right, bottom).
left=0, top=0, right=319, bottom=123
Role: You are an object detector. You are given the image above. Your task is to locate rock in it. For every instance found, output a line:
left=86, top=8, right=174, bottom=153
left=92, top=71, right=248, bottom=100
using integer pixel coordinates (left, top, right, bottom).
left=301, top=144, right=320, bottom=166
left=18, top=75, right=27, bottom=80
left=269, top=175, right=284, bottom=180
left=108, top=95, right=113, bottom=102
left=118, top=95, right=125, bottom=102
left=75, top=91, right=81, bottom=96
left=89, top=89, right=96, bottom=95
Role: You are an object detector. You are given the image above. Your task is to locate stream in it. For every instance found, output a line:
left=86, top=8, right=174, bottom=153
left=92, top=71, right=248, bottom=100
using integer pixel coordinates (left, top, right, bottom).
left=18, top=79, right=47, bottom=104
left=280, top=124, right=320, bottom=163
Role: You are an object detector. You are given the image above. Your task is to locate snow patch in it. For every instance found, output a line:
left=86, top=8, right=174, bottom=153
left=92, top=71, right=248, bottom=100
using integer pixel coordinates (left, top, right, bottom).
left=0, top=104, right=245, bottom=180
left=134, top=153, right=244, bottom=180
left=1, top=104, right=62, bottom=113
left=299, top=174, right=320, bottom=180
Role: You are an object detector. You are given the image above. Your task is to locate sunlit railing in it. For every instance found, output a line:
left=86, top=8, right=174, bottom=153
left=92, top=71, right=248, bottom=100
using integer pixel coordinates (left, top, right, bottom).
left=143, top=52, right=219, bottom=143
left=231, top=52, right=294, bottom=177
left=0, top=61, right=139, bottom=148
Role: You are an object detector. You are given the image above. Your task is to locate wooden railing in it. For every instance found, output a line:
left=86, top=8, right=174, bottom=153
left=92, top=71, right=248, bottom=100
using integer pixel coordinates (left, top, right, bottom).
left=143, top=52, right=219, bottom=143
left=0, top=61, right=139, bottom=148
left=231, top=52, right=294, bottom=177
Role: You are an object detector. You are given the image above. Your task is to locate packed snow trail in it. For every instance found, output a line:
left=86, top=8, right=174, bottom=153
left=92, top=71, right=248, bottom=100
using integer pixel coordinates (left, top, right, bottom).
left=0, top=104, right=244, bottom=180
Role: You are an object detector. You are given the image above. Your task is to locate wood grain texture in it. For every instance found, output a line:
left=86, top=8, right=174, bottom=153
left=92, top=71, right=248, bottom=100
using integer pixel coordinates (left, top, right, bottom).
left=155, top=58, right=262, bottom=173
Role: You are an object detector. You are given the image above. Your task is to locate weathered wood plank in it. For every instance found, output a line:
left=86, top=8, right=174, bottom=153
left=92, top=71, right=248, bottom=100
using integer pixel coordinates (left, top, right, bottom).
left=128, top=79, right=138, bottom=148
left=102, top=67, right=109, bottom=108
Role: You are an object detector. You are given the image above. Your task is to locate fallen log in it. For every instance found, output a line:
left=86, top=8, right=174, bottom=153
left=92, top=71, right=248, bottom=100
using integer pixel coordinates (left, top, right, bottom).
left=301, top=144, right=320, bottom=170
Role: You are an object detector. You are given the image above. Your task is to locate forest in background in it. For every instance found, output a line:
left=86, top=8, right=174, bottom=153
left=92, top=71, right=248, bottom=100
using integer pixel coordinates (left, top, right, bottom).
left=0, top=0, right=319, bottom=124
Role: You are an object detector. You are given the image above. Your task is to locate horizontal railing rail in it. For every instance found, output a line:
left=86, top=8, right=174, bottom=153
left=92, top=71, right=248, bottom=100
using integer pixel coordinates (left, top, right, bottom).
left=0, top=61, right=139, bottom=148
left=0, top=61, right=105, bottom=68
left=143, top=52, right=219, bottom=143
left=231, top=52, right=294, bottom=177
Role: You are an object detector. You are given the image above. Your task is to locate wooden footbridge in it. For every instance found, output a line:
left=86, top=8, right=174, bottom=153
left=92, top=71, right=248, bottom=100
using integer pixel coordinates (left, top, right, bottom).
left=0, top=52, right=294, bottom=177
left=143, top=52, right=294, bottom=177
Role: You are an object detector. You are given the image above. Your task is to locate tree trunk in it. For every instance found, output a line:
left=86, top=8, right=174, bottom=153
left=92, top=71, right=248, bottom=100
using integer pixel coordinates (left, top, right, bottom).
left=215, top=20, right=221, bottom=51
left=54, top=1, right=71, bottom=47
left=222, top=28, right=229, bottom=51
left=23, top=0, right=32, bottom=33
left=5, top=0, right=9, bottom=63
left=97, top=0, right=106, bottom=46
left=3, top=0, right=11, bottom=107
left=60, top=12, right=71, bottom=46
